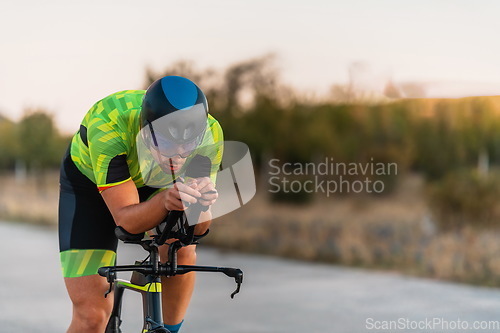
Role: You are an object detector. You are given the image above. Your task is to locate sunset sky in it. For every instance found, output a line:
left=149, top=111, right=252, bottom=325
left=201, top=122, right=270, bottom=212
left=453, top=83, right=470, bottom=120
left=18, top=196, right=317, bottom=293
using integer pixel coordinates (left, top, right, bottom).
left=1, top=0, right=500, bottom=133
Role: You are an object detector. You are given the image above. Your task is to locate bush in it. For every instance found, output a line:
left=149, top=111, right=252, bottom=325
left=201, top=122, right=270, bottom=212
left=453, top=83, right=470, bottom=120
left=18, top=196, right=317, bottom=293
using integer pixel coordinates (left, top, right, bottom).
left=269, top=174, right=315, bottom=204
left=427, top=169, right=500, bottom=231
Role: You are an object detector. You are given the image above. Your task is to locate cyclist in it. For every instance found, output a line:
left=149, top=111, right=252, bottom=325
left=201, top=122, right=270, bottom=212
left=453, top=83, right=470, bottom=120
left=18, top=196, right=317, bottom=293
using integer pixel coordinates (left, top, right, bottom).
left=58, top=76, right=223, bottom=333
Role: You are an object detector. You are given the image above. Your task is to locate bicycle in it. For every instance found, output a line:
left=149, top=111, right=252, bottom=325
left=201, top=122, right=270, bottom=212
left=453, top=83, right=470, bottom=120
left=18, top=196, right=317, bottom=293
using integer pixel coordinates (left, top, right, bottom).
left=98, top=207, right=244, bottom=333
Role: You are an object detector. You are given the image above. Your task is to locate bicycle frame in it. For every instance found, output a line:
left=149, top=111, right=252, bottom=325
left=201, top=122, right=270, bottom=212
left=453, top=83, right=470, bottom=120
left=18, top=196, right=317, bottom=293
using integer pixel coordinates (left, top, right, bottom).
left=98, top=212, right=243, bottom=333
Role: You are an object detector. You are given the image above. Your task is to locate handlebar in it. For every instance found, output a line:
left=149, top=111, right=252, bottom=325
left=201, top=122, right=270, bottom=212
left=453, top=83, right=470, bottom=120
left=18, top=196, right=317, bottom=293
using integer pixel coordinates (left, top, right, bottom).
left=98, top=262, right=243, bottom=298
left=115, top=205, right=202, bottom=248
left=103, top=194, right=243, bottom=299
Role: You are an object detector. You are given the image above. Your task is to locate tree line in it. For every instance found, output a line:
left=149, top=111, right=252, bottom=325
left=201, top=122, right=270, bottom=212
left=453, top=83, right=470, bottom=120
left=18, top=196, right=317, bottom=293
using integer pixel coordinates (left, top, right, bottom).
left=3, top=56, right=500, bottom=229
left=147, top=56, right=500, bottom=229
left=146, top=56, right=500, bottom=181
left=0, top=111, right=70, bottom=172
left=4, top=87, right=497, bottom=181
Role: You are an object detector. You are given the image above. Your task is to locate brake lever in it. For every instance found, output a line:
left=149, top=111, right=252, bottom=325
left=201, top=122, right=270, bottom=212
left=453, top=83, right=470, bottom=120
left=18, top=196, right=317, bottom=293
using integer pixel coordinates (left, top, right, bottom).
left=101, top=268, right=116, bottom=298
left=105, top=282, right=113, bottom=298
left=230, top=270, right=243, bottom=299
left=231, top=281, right=241, bottom=299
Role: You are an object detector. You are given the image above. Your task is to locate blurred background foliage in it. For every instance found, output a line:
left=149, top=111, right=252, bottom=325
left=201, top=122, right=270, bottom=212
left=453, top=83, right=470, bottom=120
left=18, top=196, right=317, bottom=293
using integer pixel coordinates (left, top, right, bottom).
left=2, top=55, right=500, bottom=232
left=0, top=110, right=70, bottom=172
left=2, top=55, right=500, bottom=284
left=146, top=57, right=500, bottom=182
left=145, top=56, right=500, bottom=233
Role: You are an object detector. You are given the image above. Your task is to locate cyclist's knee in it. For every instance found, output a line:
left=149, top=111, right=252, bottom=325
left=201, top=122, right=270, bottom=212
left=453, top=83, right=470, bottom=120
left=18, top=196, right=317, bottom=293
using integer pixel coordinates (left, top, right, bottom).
left=177, top=245, right=197, bottom=264
left=65, top=275, right=112, bottom=332
left=72, top=304, right=110, bottom=331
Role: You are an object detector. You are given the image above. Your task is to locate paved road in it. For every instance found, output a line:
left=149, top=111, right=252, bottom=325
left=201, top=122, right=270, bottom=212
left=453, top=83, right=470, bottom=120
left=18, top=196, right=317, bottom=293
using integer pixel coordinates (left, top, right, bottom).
left=1, top=221, right=500, bottom=333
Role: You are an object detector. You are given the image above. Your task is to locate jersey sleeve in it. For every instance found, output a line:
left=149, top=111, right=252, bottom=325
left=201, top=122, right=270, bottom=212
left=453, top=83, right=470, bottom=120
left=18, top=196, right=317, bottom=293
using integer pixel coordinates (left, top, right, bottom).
left=206, top=117, right=224, bottom=184
left=87, top=119, right=131, bottom=192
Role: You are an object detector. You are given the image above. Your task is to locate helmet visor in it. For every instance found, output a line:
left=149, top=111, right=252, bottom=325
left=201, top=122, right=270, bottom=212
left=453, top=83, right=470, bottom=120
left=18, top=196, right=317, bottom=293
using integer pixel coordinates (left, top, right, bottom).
left=139, top=102, right=208, bottom=163
left=151, top=130, right=203, bottom=159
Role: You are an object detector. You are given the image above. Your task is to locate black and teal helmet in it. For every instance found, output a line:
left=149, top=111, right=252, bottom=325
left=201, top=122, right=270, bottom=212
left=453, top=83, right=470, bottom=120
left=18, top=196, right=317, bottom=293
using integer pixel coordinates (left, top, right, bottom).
left=140, top=76, right=209, bottom=156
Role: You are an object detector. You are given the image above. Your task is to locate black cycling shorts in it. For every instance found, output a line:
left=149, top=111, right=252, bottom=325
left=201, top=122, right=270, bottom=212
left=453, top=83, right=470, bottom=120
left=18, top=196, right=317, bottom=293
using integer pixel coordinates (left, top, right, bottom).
left=58, top=145, right=157, bottom=278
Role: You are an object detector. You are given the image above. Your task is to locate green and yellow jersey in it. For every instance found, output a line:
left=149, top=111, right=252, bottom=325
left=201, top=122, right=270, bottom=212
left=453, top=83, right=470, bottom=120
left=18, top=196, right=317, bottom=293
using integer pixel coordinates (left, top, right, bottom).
left=69, top=90, right=223, bottom=192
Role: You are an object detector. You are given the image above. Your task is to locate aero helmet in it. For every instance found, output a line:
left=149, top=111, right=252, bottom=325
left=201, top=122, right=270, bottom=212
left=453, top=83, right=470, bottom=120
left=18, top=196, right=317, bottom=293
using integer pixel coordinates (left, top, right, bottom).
left=140, top=76, right=209, bottom=158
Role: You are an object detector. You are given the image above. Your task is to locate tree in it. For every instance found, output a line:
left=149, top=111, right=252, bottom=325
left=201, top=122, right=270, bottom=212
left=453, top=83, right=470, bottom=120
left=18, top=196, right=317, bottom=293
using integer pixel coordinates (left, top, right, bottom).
left=0, top=115, right=18, bottom=170
left=17, top=110, right=62, bottom=171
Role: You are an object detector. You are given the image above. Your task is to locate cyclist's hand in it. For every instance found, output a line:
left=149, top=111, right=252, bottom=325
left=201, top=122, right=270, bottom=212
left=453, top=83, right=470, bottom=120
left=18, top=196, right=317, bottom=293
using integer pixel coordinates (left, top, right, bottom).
left=191, top=177, right=218, bottom=207
left=164, top=182, right=201, bottom=211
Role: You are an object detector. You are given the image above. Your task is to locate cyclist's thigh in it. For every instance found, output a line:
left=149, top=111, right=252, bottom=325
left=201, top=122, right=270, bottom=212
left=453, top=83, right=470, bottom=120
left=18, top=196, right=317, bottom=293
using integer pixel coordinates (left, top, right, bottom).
left=58, top=150, right=118, bottom=278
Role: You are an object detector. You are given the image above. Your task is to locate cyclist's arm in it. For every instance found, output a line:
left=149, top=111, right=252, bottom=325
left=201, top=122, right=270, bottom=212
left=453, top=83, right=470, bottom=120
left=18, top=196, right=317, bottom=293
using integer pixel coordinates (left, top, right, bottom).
left=101, top=179, right=200, bottom=234
left=101, top=180, right=166, bottom=234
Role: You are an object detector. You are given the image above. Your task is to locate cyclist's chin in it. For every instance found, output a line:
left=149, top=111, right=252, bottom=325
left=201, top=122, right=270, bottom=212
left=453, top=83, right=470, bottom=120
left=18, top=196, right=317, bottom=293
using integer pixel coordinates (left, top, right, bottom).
left=157, top=162, right=181, bottom=174
left=166, top=158, right=186, bottom=172
left=168, top=164, right=181, bottom=172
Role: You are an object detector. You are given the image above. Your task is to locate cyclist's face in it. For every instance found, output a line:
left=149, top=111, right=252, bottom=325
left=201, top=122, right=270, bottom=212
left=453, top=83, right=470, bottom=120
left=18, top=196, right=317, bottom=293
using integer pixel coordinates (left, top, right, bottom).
left=151, top=147, right=187, bottom=173
left=148, top=133, right=199, bottom=173
left=154, top=133, right=198, bottom=159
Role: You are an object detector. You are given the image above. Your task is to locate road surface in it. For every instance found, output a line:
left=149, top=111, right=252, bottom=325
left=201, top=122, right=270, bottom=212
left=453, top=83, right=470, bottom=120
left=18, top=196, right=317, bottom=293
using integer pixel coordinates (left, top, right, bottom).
left=1, top=221, right=500, bottom=332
